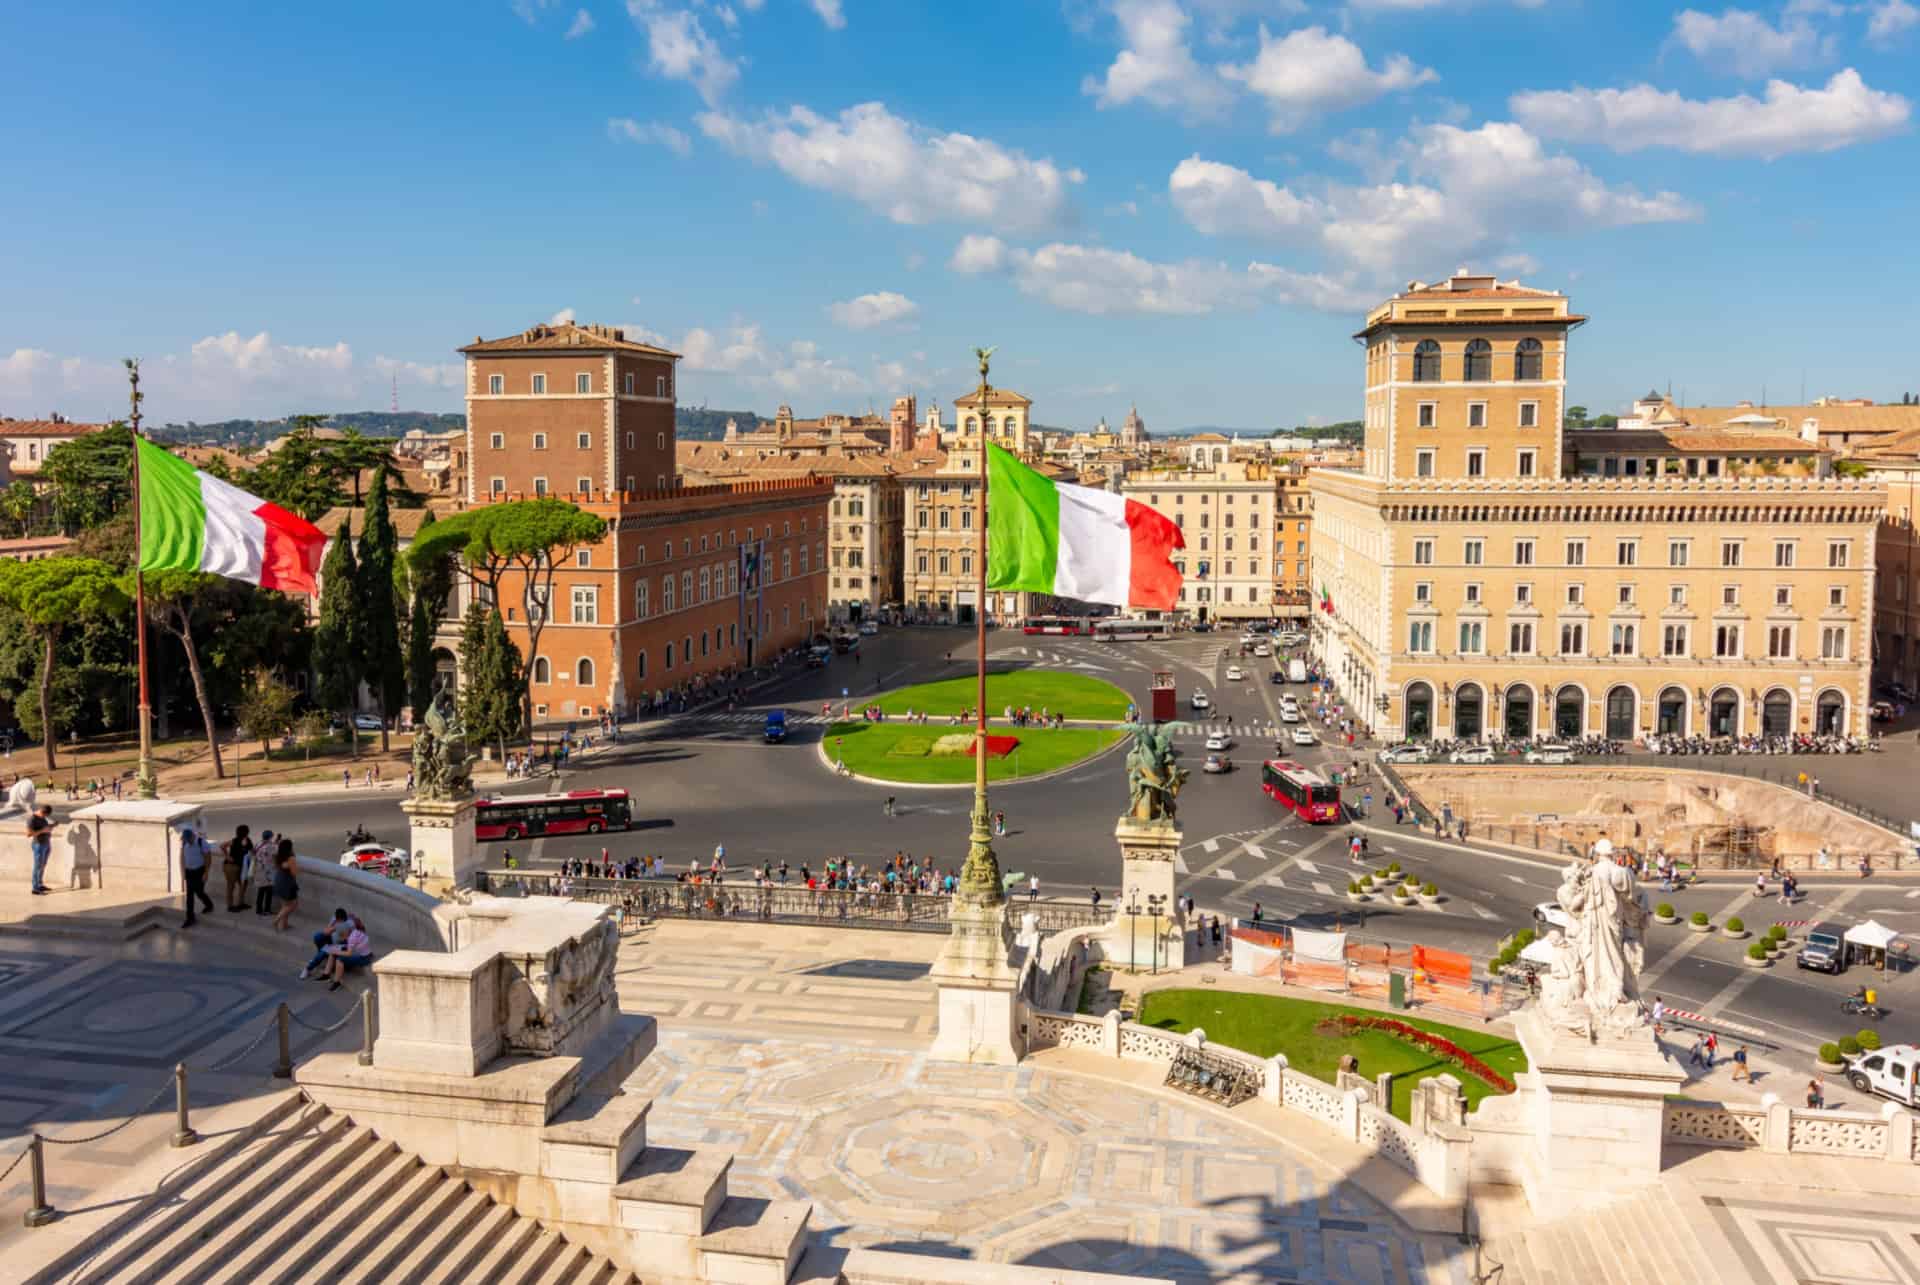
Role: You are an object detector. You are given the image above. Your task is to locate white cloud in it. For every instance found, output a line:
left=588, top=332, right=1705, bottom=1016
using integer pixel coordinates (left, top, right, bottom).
left=547, top=308, right=577, bottom=326
left=1169, top=123, right=1698, bottom=277
left=1669, top=7, right=1829, bottom=77
left=1081, top=0, right=1236, bottom=119
left=627, top=2, right=739, bottom=106
left=827, top=291, right=919, bottom=329
left=696, top=101, right=1082, bottom=233
left=565, top=7, right=597, bottom=37
left=678, top=323, right=767, bottom=373
left=1868, top=0, right=1919, bottom=43
left=903, top=251, right=926, bottom=270
left=607, top=117, right=694, bottom=155
left=1221, top=26, right=1436, bottom=132
left=513, top=0, right=562, bottom=23
left=808, top=0, right=846, bottom=29
left=1511, top=69, right=1911, bottom=158
left=1346, top=0, right=1546, bottom=8
left=948, top=236, right=1372, bottom=316
left=372, top=355, right=466, bottom=389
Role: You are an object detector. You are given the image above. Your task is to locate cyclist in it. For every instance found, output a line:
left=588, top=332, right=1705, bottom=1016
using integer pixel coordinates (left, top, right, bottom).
left=885, top=795, right=896, bottom=818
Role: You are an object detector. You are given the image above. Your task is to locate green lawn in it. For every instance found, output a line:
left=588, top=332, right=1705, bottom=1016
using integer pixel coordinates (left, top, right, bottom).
left=873, top=671, right=1133, bottom=721
left=823, top=720, right=1125, bottom=785
left=1137, top=989, right=1527, bottom=1121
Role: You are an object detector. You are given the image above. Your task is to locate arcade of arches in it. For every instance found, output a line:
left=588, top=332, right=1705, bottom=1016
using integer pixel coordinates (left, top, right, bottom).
left=1394, top=681, right=1854, bottom=741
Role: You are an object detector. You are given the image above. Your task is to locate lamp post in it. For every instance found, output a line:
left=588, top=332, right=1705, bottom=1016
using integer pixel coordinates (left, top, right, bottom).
left=1125, top=888, right=1141, bottom=973
left=1145, top=891, right=1166, bottom=975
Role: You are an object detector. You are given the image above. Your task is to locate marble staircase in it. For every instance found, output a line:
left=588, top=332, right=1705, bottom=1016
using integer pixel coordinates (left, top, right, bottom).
left=1480, top=1183, right=1725, bottom=1285
left=22, top=1092, right=634, bottom=1285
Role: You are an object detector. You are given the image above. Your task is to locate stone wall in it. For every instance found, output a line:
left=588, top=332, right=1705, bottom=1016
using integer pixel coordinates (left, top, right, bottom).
left=292, top=860, right=453, bottom=953
left=1664, top=1095, right=1918, bottom=1163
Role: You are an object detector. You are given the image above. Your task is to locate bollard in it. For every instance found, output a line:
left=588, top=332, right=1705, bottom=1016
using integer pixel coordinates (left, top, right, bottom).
left=24, top=1134, right=54, bottom=1227
left=273, top=1003, right=292, bottom=1079
left=358, top=992, right=377, bottom=1067
left=170, top=1063, right=197, bottom=1148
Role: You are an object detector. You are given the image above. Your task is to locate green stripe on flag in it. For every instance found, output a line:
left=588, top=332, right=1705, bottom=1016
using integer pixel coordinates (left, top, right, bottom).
left=136, top=437, right=208, bottom=575
left=986, top=442, right=1060, bottom=593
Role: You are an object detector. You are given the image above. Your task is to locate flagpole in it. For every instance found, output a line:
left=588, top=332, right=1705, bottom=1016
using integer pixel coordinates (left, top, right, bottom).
left=126, top=359, right=157, bottom=800
left=956, top=348, right=1004, bottom=909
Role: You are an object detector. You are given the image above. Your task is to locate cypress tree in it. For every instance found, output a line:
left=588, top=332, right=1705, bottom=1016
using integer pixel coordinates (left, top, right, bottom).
left=405, top=510, right=449, bottom=720
left=356, top=465, right=406, bottom=753
left=313, top=517, right=362, bottom=759
left=458, top=604, right=521, bottom=762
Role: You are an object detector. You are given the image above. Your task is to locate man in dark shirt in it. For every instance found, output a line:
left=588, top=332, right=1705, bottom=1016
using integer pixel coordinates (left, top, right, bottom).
left=26, top=804, right=52, bottom=895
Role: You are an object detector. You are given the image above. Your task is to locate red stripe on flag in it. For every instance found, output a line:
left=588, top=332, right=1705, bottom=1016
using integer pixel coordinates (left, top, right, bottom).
left=254, top=502, right=328, bottom=594
left=1122, top=499, right=1183, bottom=611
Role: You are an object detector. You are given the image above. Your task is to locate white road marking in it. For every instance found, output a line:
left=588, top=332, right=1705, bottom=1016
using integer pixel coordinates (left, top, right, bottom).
left=1908, top=890, right=1920, bottom=900
left=1203, top=838, right=1220, bottom=853
left=1313, top=881, right=1335, bottom=897
left=1295, top=858, right=1319, bottom=874
left=1214, top=868, right=1237, bottom=881
left=1174, top=854, right=1190, bottom=874
left=1242, top=843, right=1266, bottom=861
left=1507, top=874, right=1528, bottom=884
left=1267, top=875, right=1287, bottom=889
left=1473, top=904, right=1499, bottom=921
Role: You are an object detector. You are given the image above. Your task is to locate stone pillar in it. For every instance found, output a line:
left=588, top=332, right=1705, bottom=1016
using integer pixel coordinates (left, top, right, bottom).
left=1110, top=817, right=1185, bottom=970
left=402, top=794, right=479, bottom=896
left=928, top=896, right=1022, bottom=1065
left=71, top=799, right=207, bottom=894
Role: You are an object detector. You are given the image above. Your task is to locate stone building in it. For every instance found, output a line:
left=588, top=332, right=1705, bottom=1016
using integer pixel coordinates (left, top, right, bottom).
left=1311, top=272, right=1884, bottom=740
left=821, top=456, right=907, bottom=623
left=1120, top=460, right=1281, bottom=626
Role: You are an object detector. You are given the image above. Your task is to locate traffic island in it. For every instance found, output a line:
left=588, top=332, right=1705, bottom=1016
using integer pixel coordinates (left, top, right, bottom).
left=819, top=720, right=1124, bottom=786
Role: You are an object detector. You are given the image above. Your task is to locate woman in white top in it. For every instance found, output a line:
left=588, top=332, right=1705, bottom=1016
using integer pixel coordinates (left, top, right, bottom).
left=321, top=918, right=372, bottom=991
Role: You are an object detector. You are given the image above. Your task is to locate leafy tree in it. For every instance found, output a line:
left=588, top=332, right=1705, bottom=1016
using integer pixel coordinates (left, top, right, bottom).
left=405, top=510, right=455, bottom=719
left=312, top=516, right=363, bottom=759
left=0, top=557, right=128, bottom=771
left=294, top=710, right=332, bottom=761
left=237, top=418, right=421, bottom=522
left=1591, top=413, right=1619, bottom=428
left=458, top=604, right=522, bottom=761
left=356, top=465, right=406, bottom=751
left=410, top=498, right=607, bottom=734
left=0, top=481, right=40, bottom=538
left=131, top=569, right=234, bottom=778
left=235, top=667, right=297, bottom=759
left=1564, top=405, right=1590, bottom=428
left=41, top=423, right=133, bottom=533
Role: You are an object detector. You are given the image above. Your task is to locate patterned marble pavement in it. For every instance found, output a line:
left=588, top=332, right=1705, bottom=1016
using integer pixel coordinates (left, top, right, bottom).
left=628, top=1029, right=1472, bottom=1285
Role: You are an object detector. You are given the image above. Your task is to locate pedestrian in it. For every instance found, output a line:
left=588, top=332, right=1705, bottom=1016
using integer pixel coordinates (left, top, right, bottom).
left=1651, top=995, right=1665, bottom=1035
left=222, top=824, right=253, bottom=912
left=405, top=769, right=415, bottom=793
left=1688, top=1035, right=1705, bottom=1067
left=251, top=830, right=278, bottom=915
left=1252, top=901, right=1263, bottom=924
left=25, top=802, right=52, bottom=896
left=1090, top=886, right=1102, bottom=910
left=1731, top=1044, right=1751, bottom=1082
left=320, top=916, right=373, bottom=992
left=270, top=837, right=301, bottom=932
left=1704, top=1031, right=1718, bottom=1069
left=1807, top=1077, right=1825, bottom=1109
left=343, top=768, right=351, bottom=789
left=1754, top=871, right=1768, bottom=898
left=179, top=825, right=214, bottom=928
left=301, top=907, right=353, bottom=979
left=1028, top=874, right=1039, bottom=902
left=1211, top=917, right=1222, bottom=946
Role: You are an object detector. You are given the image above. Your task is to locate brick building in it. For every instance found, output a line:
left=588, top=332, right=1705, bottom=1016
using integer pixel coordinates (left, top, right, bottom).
left=458, top=322, right=830, bottom=720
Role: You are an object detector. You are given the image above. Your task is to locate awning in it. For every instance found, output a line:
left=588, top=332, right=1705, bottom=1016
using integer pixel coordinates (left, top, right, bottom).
left=1846, top=920, right=1899, bottom=950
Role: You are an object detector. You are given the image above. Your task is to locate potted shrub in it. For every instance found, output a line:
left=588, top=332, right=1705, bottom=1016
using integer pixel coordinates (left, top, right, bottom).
left=1418, top=881, right=1441, bottom=905
left=1347, top=880, right=1367, bottom=903
left=1744, top=941, right=1769, bottom=967
left=1817, top=1042, right=1846, bottom=1071
left=1838, top=1035, right=1862, bottom=1057
left=1723, top=916, right=1749, bottom=940
left=1359, top=874, right=1375, bottom=890
left=1654, top=902, right=1678, bottom=925
left=1689, top=911, right=1712, bottom=933
left=1392, top=884, right=1416, bottom=906
left=1387, top=862, right=1402, bottom=876
left=1767, top=923, right=1787, bottom=943
left=1859, top=1029, right=1881, bottom=1051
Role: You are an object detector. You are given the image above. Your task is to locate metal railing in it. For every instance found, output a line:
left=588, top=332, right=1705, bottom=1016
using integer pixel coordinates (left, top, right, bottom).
left=474, top=870, right=1112, bottom=934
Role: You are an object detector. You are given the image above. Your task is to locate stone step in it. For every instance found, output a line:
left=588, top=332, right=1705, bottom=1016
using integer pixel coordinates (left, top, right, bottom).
left=502, top=1226, right=573, bottom=1285
left=282, top=1151, right=449, bottom=1284
left=417, top=1198, right=521, bottom=1285
left=115, top=1107, right=351, bottom=1285
left=698, top=1195, right=813, bottom=1285
left=448, top=1205, right=547, bottom=1284
left=201, top=1131, right=408, bottom=1285
left=526, top=1241, right=597, bottom=1285
left=382, top=1183, right=496, bottom=1284
left=353, top=1171, right=478, bottom=1281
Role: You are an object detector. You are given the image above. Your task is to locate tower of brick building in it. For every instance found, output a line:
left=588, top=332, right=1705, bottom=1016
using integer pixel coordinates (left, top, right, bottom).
left=889, top=395, right=917, bottom=455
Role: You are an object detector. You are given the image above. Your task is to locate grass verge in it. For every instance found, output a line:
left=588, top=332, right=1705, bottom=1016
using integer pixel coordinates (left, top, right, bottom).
left=872, top=670, right=1132, bottom=721
left=823, top=720, right=1124, bottom=785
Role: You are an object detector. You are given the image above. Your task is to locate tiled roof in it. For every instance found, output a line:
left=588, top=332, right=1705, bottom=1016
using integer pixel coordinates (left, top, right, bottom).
left=1394, top=276, right=1562, bottom=300
left=1568, top=429, right=1829, bottom=455
left=460, top=322, right=680, bottom=359
left=1677, top=403, right=1920, bottom=434
left=954, top=389, right=1032, bottom=407
left=313, top=506, right=442, bottom=540
left=0, top=418, right=106, bottom=437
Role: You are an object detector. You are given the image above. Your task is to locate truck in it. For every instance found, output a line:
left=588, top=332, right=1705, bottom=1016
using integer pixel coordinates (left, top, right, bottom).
left=1845, top=1043, right=1920, bottom=1109
left=1287, top=658, right=1307, bottom=684
left=1795, top=923, right=1847, bottom=974
left=763, top=710, right=788, bottom=743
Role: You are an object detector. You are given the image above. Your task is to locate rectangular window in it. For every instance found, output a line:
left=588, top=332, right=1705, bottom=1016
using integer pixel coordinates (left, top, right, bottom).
left=635, top=580, right=649, bottom=619
left=624, top=372, right=635, bottom=394
left=532, top=374, right=546, bottom=394
left=490, top=477, right=505, bottom=496
left=656, top=375, right=667, bottom=397
left=1828, top=541, right=1850, bottom=568
left=1459, top=621, right=1484, bottom=653
left=488, top=374, right=504, bottom=395
left=1663, top=624, right=1687, bottom=657
left=1414, top=582, right=1432, bottom=603
left=1829, top=585, right=1845, bottom=608
left=575, top=549, right=590, bottom=568
left=570, top=586, right=597, bottom=624
left=1516, top=583, right=1532, bottom=604
left=1564, top=540, right=1586, bottom=566
left=1515, top=540, right=1535, bottom=567
left=1768, top=625, right=1793, bottom=658
left=1415, top=448, right=1435, bottom=477
left=577, top=432, right=591, bottom=449
left=1413, top=539, right=1434, bottom=565
left=533, top=477, right=548, bottom=496
left=1464, top=539, right=1483, bottom=566
left=1465, top=449, right=1486, bottom=477
left=533, top=433, right=547, bottom=450
left=1517, top=449, right=1536, bottom=476
left=1774, top=541, right=1795, bottom=568
left=575, top=373, right=591, bottom=394
left=1715, top=624, right=1741, bottom=658
left=1721, top=541, right=1742, bottom=567
left=487, top=432, right=503, bottom=450
left=1560, top=622, right=1584, bottom=655
left=1670, top=585, right=1685, bottom=606
left=1465, top=583, right=1482, bottom=604
left=1567, top=584, right=1584, bottom=605
left=1611, top=623, right=1637, bottom=656
left=1408, top=620, right=1433, bottom=653
left=1417, top=402, right=1436, bottom=428
left=576, top=477, right=591, bottom=493
left=1618, top=584, right=1634, bottom=605
left=1617, top=540, right=1637, bottom=566
left=1468, top=402, right=1487, bottom=429
left=1722, top=585, right=1738, bottom=606
left=1519, top=401, right=1538, bottom=428
left=1822, top=626, right=1846, bottom=659
left=1510, top=622, right=1533, bottom=654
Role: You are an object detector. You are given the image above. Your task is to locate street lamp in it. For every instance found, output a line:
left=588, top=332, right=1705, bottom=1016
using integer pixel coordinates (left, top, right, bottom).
left=1125, top=887, right=1142, bottom=973
left=1144, top=891, right=1167, bottom=975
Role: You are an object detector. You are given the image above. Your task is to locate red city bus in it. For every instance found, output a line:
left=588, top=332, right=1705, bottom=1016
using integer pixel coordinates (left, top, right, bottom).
left=1022, top=615, right=1089, bottom=635
left=1262, top=760, right=1341, bottom=823
left=475, top=789, right=633, bottom=841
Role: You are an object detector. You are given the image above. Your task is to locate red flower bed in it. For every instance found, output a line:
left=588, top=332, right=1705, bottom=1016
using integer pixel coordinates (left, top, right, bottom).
left=967, top=734, right=1021, bottom=758
left=1331, top=1015, right=1516, bottom=1093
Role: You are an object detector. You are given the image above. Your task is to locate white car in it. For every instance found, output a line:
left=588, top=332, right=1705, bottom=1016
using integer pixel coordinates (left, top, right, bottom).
left=1225, top=665, right=1245, bottom=681
left=1253, top=643, right=1271, bottom=657
left=1190, top=692, right=1212, bottom=711
left=1289, top=726, right=1316, bottom=747
left=352, top=713, right=385, bottom=731
left=1280, top=707, right=1301, bottom=724
left=1201, top=753, right=1233, bottom=774
left=1276, top=631, right=1307, bottom=646
left=1525, top=745, right=1575, bottom=764
left=1532, top=902, right=1573, bottom=934
left=1449, top=744, right=1496, bottom=764
left=1205, top=733, right=1232, bottom=751
left=858, top=621, right=879, bottom=636
left=1378, top=745, right=1432, bottom=764
left=340, top=841, right=410, bottom=875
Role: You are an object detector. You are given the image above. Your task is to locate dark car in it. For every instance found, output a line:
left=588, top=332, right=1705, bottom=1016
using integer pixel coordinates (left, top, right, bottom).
left=1270, top=670, right=1287, bottom=685
left=1797, top=924, right=1847, bottom=974
left=1190, top=620, right=1212, bottom=633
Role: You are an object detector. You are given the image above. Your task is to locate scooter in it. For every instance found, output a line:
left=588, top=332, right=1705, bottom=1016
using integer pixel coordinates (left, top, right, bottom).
left=1842, top=996, right=1888, bottom=1021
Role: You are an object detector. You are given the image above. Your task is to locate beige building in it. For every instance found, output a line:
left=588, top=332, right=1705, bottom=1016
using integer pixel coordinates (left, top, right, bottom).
left=1312, top=272, right=1884, bottom=741
left=1855, top=432, right=1920, bottom=691
left=822, top=457, right=906, bottom=623
left=1122, top=460, right=1286, bottom=625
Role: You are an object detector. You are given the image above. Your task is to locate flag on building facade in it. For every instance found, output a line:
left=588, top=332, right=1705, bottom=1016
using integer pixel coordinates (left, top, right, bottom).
left=136, top=437, right=328, bottom=593
left=985, top=442, right=1183, bottom=610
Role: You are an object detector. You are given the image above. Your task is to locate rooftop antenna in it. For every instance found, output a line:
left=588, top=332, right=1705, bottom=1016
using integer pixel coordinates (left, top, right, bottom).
left=391, top=374, right=399, bottom=415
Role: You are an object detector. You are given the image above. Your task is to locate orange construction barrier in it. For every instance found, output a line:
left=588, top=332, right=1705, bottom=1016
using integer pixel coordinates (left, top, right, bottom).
left=1412, top=944, right=1473, bottom=987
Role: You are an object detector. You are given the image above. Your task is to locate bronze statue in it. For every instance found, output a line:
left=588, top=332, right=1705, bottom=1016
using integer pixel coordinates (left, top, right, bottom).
left=411, top=676, right=473, bottom=801
left=974, top=345, right=996, bottom=382
left=1124, top=722, right=1188, bottom=824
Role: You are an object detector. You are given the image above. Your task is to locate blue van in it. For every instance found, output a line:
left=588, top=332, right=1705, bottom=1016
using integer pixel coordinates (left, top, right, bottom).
left=764, top=710, right=788, bottom=743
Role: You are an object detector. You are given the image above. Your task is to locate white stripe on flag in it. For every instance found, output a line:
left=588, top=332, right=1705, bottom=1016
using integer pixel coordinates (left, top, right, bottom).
left=197, top=471, right=267, bottom=584
left=1051, top=481, right=1130, bottom=607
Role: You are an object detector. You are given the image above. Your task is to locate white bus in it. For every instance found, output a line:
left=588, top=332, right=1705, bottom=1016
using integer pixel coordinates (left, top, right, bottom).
left=1094, top=618, right=1171, bottom=642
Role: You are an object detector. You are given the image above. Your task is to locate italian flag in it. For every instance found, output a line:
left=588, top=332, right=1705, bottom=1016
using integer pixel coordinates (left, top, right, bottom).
left=136, top=437, right=329, bottom=593
left=986, top=442, right=1183, bottom=610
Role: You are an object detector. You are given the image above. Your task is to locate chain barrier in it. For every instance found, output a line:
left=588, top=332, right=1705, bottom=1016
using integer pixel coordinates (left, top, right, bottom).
left=0, top=1138, right=30, bottom=1186
left=287, top=992, right=366, bottom=1036
left=37, top=1075, right=180, bottom=1147
left=201, top=1011, right=286, bottom=1072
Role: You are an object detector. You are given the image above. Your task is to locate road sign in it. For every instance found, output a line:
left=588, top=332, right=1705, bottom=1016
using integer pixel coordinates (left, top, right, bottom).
left=843, top=687, right=849, bottom=698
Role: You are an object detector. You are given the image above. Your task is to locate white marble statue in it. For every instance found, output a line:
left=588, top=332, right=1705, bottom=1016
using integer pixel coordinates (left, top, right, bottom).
left=1540, top=843, right=1650, bottom=1040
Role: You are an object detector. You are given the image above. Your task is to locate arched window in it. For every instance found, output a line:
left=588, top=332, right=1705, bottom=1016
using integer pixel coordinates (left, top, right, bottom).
left=1515, top=337, right=1543, bottom=381
left=966, top=417, right=978, bottom=431
left=1503, top=685, right=1533, bottom=739
left=1710, top=687, right=1739, bottom=737
left=576, top=658, right=595, bottom=688
left=1762, top=690, right=1792, bottom=737
left=1816, top=689, right=1845, bottom=735
left=1657, top=686, right=1687, bottom=735
left=1555, top=688, right=1584, bottom=738
left=1463, top=338, right=1492, bottom=382
left=1454, top=684, right=1484, bottom=739
left=1405, top=683, right=1433, bottom=740
left=533, top=656, right=551, bottom=684
left=1606, top=686, right=1636, bottom=740
left=1413, top=340, right=1441, bottom=382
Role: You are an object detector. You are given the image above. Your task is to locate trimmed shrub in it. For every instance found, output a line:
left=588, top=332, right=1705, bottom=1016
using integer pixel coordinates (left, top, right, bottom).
left=1726, top=917, right=1745, bottom=934
left=1359, top=875, right=1374, bottom=889
left=1839, top=1035, right=1862, bottom=1056
left=1859, top=1029, right=1882, bottom=1051
left=1767, top=924, right=1787, bottom=942
left=1387, top=862, right=1402, bottom=875
left=1818, top=1042, right=1842, bottom=1064
left=1690, top=911, right=1709, bottom=926
left=1421, top=882, right=1438, bottom=897
left=1655, top=903, right=1675, bottom=918
left=1347, top=880, right=1362, bottom=895
left=1746, top=942, right=1768, bottom=960
left=1514, top=928, right=1536, bottom=950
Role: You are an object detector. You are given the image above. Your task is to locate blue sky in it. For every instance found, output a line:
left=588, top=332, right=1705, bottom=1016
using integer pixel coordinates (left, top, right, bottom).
left=2, top=0, right=1915, bottom=429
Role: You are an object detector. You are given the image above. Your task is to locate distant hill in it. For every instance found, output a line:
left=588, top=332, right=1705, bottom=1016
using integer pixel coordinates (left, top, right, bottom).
left=677, top=408, right=760, bottom=441
left=151, top=407, right=765, bottom=446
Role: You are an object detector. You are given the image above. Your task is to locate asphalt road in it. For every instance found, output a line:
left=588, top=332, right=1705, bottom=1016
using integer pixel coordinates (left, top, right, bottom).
left=194, top=623, right=1920, bottom=1057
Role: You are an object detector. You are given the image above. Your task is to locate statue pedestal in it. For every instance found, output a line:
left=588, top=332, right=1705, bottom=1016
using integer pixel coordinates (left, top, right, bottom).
left=402, top=795, right=479, bottom=897
left=928, top=895, right=1022, bottom=1065
left=1107, top=817, right=1185, bottom=971
left=1506, top=1008, right=1684, bottom=1218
